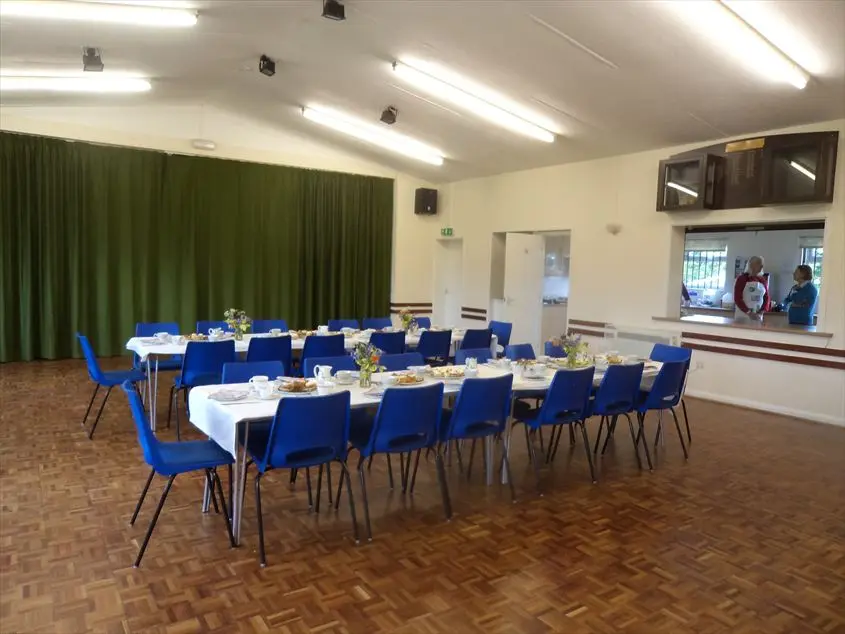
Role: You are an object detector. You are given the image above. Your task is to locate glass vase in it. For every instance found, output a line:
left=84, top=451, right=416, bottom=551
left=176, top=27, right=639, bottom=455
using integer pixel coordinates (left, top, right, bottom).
left=359, top=369, right=372, bottom=388
left=234, top=329, right=244, bottom=341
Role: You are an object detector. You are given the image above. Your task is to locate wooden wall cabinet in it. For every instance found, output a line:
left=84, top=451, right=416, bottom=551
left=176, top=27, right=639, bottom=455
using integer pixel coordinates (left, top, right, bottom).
left=656, top=154, right=724, bottom=212
left=760, top=132, right=838, bottom=205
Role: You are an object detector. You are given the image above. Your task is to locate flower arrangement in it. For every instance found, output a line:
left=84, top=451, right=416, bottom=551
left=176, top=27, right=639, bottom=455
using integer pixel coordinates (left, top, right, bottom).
left=561, top=332, right=590, bottom=368
left=399, top=307, right=417, bottom=332
left=353, top=341, right=385, bottom=387
left=224, top=308, right=252, bottom=341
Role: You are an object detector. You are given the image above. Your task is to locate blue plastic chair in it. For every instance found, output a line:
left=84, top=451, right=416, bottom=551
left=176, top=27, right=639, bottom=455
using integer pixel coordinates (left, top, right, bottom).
left=303, top=355, right=356, bottom=379
left=544, top=341, right=566, bottom=358
left=244, top=391, right=358, bottom=566
left=380, top=352, right=424, bottom=372
left=489, top=321, right=512, bottom=349
left=513, top=367, right=597, bottom=489
left=370, top=331, right=405, bottom=355
left=170, top=340, right=236, bottom=439
left=222, top=361, right=284, bottom=384
left=363, top=317, right=392, bottom=330
left=591, top=363, right=649, bottom=469
left=121, top=381, right=234, bottom=568
left=76, top=333, right=146, bottom=440
left=196, top=320, right=228, bottom=334
left=504, top=343, right=535, bottom=361
left=650, top=344, right=693, bottom=444
left=346, top=383, right=446, bottom=539
left=416, top=316, right=432, bottom=329
left=328, top=319, right=359, bottom=331
left=440, top=374, right=515, bottom=501
left=638, top=361, right=688, bottom=460
left=300, top=335, right=346, bottom=377
left=415, top=330, right=451, bottom=366
left=460, top=328, right=492, bottom=351
left=246, top=336, right=293, bottom=376
left=134, top=322, right=183, bottom=372
left=252, top=319, right=289, bottom=334
left=456, top=348, right=492, bottom=365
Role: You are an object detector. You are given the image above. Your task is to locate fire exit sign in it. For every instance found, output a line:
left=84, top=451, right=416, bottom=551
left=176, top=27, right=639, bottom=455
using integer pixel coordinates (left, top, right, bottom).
left=440, top=227, right=453, bottom=237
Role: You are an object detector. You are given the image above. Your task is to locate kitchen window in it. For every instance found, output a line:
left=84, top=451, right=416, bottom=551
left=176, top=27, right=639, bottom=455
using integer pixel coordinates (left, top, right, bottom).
left=800, top=237, right=823, bottom=286
left=683, top=240, right=728, bottom=292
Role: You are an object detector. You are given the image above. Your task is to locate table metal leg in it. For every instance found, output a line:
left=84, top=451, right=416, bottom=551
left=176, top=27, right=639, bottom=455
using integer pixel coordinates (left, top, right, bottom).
left=202, top=477, right=211, bottom=513
left=146, top=358, right=155, bottom=431
left=484, top=436, right=494, bottom=485
left=501, top=396, right=515, bottom=485
left=232, top=422, right=250, bottom=546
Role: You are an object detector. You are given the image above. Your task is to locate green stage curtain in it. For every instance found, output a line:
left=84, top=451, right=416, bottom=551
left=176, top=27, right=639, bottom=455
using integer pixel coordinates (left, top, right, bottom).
left=0, top=132, right=394, bottom=362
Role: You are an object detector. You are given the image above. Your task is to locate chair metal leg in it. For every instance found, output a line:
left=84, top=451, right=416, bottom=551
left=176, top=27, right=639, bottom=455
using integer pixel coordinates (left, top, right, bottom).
left=399, top=452, right=408, bottom=491
left=133, top=474, right=176, bottom=568
left=339, top=461, right=360, bottom=544
left=624, top=413, right=643, bottom=470
left=409, top=449, right=422, bottom=493
left=334, top=463, right=344, bottom=511
left=593, top=416, right=606, bottom=454
left=367, top=456, right=374, bottom=471
left=290, top=468, right=298, bottom=485
left=636, top=412, right=654, bottom=471
left=325, top=462, right=333, bottom=508
left=88, top=386, right=112, bottom=440
left=524, top=424, right=542, bottom=496
left=315, top=464, right=324, bottom=512
left=601, top=415, right=618, bottom=455
left=130, top=468, right=156, bottom=525
left=569, top=424, right=576, bottom=446
left=401, top=452, right=412, bottom=493
left=166, top=385, right=174, bottom=430
left=357, top=457, right=373, bottom=541
left=174, top=387, right=181, bottom=441
left=538, top=427, right=545, bottom=454
left=466, top=439, right=477, bottom=481
left=386, top=454, right=395, bottom=490
left=255, top=473, right=266, bottom=567
left=670, top=407, right=689, bottom=460
left=434, top=449, right=452, bottom=520
left=681, top=398, right=691, bottom=444
left=549, top=425, right=566, bottom=463
left=305, top=467, right=313, bottom=510
left=499, top=440, right=516, bottom=503
left=211, top=469, right=235, bottom=548
left=578, top=422, right=597, bottom=484
left=454, top=440, right=465, bottom=474
left=82, top=384, right=99, bottom=426
left=228, top=465, right=233, bottom=522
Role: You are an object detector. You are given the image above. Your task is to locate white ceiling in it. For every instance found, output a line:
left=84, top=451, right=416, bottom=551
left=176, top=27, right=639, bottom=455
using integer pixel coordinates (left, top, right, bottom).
left=1, top=0, right=844, bottom=182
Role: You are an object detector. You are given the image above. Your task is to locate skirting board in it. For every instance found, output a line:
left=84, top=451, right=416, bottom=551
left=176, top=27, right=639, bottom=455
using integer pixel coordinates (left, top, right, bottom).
left=685, top=389, right=845, bottom=427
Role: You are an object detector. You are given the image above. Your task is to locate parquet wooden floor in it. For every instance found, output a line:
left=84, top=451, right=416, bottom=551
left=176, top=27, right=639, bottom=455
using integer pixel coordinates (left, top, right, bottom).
left=1, top=359, right=844, bottom=634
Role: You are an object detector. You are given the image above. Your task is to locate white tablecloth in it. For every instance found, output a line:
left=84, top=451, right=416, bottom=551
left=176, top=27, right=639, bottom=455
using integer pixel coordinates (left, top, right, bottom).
left=188, top=363, right=661, bottom=458
left=126, top=330, right=495, bottom=362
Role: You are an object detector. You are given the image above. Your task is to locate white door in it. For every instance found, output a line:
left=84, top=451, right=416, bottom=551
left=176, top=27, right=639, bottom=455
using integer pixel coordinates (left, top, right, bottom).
left=434, top=239, right=463, bottom=326
left=503, top=233, right=545, bottom=351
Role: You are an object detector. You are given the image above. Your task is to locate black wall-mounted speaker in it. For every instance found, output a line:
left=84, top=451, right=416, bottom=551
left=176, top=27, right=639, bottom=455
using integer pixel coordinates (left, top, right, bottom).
left=414, top=188, right=438, bottom=215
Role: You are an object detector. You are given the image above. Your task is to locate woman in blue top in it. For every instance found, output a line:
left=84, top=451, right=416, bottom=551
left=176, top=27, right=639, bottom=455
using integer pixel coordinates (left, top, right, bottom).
left=783, top=265, right=818, bottom=326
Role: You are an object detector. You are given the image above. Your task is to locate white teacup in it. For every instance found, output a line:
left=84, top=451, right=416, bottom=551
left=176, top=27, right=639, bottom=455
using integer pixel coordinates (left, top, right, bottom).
left=317, top=383, right=334, bottom=396
left=269, top=328, right=282, bottom=337
left=408, top=365, right=427, bottom=379
left=465, top=357, right=478, bottom=370
left=335, top=370, right=355, bottom=385
left=497, top=358, right=511, bottom=369
left=171, top=335, right=185, bottom=345
left=465, top=367, right=479, bottom=378
left=154, top=332, right=171, bottom=343
left=255, top=381, right=275, bottom=399
left=249, top=375, right=270, bottom=391
left=381, top=373, right=398, bottom=386
left=524, top=365, right=544, bottom=378
left=317, top=325, right=329, bottom=335
left=313, top=365, right=333, bottom=381
left=208, top=327, right=224, bottom=339
left=510, top=361, right=523, bottom=377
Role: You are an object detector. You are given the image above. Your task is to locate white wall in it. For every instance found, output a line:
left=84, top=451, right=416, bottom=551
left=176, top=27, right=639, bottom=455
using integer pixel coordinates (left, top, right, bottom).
left=434, top=119, right=845, bottom=425
left=0, top=103, right=441, bottom=309
left=686, top=227, right=825, bottom=301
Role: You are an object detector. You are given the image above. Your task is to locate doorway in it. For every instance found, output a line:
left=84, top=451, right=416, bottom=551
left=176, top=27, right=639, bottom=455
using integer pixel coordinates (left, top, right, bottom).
left=434, top=238, right=463, bottom=326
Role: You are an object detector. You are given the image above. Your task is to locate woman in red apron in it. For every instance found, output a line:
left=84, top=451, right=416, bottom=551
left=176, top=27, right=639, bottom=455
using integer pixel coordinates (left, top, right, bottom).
left=733, top=255, right=770, bottom=322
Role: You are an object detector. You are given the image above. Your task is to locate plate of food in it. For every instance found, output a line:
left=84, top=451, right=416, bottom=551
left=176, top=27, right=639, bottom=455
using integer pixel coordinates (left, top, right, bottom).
left=138, top=337, right=165, bottom=345
left=278, top=378, right=317, bottom=393
left=395, top=374, right=425, bottom=386
left=187, top=333, right=208, bottom=341
left=289, top=330, right=315, bottom=339
left=209, top=389, right=249, bottom=402
left=432, top=366, right=465, bottom=383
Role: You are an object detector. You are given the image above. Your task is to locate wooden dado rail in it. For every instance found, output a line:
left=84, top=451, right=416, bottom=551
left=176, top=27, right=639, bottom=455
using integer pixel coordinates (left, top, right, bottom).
left=461, top=306, right=487, bottom=322
left=567, top=319, right=614, bottom=339
left=681, top=331, right=845, bottom=371
left=389, top=302, right=432, bottom=315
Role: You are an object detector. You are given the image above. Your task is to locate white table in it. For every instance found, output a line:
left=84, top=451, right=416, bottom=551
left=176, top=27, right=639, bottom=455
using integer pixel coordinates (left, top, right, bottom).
left=125, top=330, right=497, bottom=430
left=188, top=362, right=660, bottom=545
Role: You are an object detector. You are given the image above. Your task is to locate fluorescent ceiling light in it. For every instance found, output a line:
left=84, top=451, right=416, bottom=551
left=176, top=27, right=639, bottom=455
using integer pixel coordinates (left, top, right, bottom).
left=661, top=1, right=810, bottom=89
left=302, top=105, right=444, bottom=166
left=789, top=161, right=816, bottom=181
left=392, top=58, right=558, bottom=142
left=0, top=1, right=197, bottom=27
left=0, top=75, right=151, bottom=93
left=667, top=182, right=698, bottom=198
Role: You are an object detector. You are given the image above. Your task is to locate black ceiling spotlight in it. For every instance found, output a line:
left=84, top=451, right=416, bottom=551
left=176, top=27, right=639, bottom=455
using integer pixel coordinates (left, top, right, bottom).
left=82, top=47, right=103, bottom=72
left=322, top=0, right=345, bottom=21
left=380, top=106, right=398, bottom=125
left=259, top=54, right=276, bottom=77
